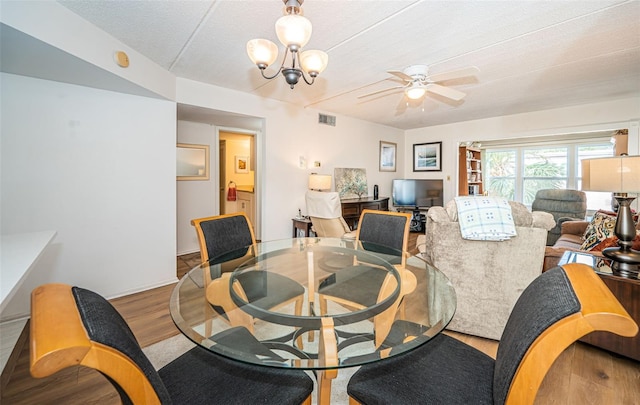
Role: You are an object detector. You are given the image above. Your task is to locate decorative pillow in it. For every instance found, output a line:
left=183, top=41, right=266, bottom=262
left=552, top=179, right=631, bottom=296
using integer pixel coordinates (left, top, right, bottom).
left=589, top=233, right=640, bottom=252
left=580, top=211, right=617, bottom=250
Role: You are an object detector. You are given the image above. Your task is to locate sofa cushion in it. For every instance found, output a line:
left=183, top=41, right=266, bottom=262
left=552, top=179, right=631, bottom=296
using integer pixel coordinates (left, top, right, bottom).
left=554, top=233, right=583, bottom=250
left=580, top=211, right=617, bottom=250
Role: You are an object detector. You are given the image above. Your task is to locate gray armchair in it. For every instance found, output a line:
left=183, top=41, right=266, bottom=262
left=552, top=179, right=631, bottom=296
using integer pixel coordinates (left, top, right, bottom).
left=417, top=200, right=555, bottom=340
left=531, top=189, right=587, bottom=246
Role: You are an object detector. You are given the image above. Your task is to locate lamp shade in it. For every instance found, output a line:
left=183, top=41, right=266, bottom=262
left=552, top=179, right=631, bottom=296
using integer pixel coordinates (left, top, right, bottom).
left=246, top=39, right=278, bottom=67
left=582, top=155, right=640, bottom=193
left=275, top=14, right=312, bottom=48
left=300, top=50, right=328, bottom=75
left=406, top=85, right=426, bottom=100
left=308, top=174, right=332, bottom=191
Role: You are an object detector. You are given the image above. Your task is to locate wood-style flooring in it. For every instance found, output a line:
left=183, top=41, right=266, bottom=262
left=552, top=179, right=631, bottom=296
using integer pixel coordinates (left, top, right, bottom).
left=2, top=233, right=639, bottom=404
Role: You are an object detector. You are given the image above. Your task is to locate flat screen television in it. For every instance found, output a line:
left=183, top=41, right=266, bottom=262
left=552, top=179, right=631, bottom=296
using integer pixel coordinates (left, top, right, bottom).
left=392, top=179, right=444, bottom=209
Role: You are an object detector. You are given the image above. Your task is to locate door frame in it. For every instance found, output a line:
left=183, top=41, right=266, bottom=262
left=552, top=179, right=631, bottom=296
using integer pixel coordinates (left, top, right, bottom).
left=215, top=126, right=262, bottom=239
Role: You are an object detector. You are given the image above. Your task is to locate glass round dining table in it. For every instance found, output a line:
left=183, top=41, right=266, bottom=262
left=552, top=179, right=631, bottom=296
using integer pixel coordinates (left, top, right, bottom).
left=170, top=237, right=456, bottom=405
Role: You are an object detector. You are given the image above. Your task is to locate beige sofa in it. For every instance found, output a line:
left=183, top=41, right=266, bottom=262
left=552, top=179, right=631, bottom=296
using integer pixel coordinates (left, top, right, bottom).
left=417, top=200, right=555, bottom=340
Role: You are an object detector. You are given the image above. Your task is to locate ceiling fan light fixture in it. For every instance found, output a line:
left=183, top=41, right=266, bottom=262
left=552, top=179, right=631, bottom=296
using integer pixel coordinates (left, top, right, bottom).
left=246, top=39, right=279, bottom=68
left=247, top=0, right=327, bottom=89
left=406, top=86, right=426, bottom=100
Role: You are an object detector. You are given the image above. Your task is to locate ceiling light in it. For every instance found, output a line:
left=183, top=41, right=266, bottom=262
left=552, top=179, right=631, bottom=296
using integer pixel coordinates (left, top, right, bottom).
left=247, top=0, right=328, bottom=89
left=406, top=84, right=426, bottom=100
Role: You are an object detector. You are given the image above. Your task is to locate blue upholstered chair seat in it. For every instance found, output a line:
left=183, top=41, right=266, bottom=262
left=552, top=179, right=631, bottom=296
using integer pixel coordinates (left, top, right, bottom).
left=236, top=271, right=306, bottom=310
left=348, top=333, right=495, bottom=405
left=159, top=346, right=313, bottom=404
left=73, top=286, right=313, bottom=405
left=318, top=265, right=388, bottom=308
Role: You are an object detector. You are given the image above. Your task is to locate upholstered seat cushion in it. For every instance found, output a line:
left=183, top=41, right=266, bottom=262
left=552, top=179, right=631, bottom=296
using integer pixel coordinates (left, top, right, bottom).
left=347, top=333, right=495, bottom=405
left=318, top=265, right=388, bottom=308
left=160, top=346, right=314, bottom=404
left=236, top=271, right=306, bottom=310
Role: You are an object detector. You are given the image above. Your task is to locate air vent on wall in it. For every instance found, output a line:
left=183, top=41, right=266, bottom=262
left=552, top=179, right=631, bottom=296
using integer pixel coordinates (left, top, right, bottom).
left=318, top=113, right=336, bottom=126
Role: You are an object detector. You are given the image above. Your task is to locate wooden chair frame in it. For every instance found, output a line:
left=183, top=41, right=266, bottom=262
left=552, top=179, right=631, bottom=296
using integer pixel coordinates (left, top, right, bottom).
left=319, top=210, right=413, bottom=342
left=30, top=283, right=162, bottom=404
left=192, top=212, right=304, bottom=340
left=505, top=263, right=638, bottom=404
left=348, top=263, right=637, bottom=404
left=354, top=209, right=412, bottom=268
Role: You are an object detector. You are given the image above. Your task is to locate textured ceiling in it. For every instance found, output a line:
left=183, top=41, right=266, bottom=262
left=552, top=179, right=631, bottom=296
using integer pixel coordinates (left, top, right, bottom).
left=57, top=0, right=640, bottom=130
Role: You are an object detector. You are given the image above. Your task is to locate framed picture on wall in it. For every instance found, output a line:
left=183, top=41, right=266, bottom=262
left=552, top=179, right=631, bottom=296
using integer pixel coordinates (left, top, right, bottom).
left=235, top=156, right=249, bottom=173
left=379, top=141, right=397, bottom=172
left=413, top=142, right=442, bottom=172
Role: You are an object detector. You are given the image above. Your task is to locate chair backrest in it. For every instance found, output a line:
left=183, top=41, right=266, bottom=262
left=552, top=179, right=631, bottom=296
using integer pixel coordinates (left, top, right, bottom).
left=30, top=283, right=169, bottom=404
left=305, top=191, right=351, bottom=237
left=305, top=191, right=342, bottom=219
left=494, top=264, right=638, bottom=405
left=531, top=189, right=587, bottom=245
left=356, top=210, right=411, bottom=266
left=191, top=213, right=256, bottom=263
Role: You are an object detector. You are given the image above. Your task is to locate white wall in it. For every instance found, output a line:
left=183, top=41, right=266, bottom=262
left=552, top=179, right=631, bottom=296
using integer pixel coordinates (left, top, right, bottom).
left=176, top=120, right=216, bottom=255
left=1, top=73, right=177, bottom=320
left=405, top=97, right=640, bottom=204
left=176, top=78, right=406, bottom=241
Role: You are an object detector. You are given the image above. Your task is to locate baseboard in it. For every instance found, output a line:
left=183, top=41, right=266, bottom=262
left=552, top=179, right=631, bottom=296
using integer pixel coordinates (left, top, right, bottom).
left=106, top=278, right=179, bottom=300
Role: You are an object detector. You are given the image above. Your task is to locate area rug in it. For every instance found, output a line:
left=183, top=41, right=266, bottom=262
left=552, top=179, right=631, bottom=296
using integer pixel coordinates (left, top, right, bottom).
left=142, top=333, right=357, bottom=404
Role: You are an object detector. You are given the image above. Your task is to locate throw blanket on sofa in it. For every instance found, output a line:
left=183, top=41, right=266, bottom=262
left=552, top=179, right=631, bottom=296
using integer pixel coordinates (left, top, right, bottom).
left=454, top=196, right=517, bottom=241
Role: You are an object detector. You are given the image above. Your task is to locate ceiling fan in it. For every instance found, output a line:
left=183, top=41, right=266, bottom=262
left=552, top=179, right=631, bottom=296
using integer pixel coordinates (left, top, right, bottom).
left=358, top=65, right=479, bottom=102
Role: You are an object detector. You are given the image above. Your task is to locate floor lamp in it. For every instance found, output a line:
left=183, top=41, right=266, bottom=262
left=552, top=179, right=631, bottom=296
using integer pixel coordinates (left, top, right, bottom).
left=582, top=155, right=640, bottom=278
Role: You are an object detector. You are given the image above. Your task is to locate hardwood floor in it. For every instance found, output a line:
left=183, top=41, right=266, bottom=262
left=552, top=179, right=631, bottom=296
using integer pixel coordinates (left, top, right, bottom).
left=2, top=233, right=638, bottom=404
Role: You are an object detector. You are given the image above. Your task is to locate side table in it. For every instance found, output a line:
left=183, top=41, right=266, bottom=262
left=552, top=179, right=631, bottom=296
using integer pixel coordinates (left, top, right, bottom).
left=559, top=251, right=640, bottom=361
left=292, top=217, right=314, bottom=238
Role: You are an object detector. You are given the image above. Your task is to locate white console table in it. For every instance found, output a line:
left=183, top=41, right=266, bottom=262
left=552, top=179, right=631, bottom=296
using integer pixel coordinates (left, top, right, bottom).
left=0, top=231, right=56, bottom=374
left=1, top=230, right=57, bottom=313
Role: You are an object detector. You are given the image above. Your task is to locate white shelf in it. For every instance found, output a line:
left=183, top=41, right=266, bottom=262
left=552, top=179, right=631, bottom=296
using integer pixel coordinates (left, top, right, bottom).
left=1, top=231, right=57, bottom=313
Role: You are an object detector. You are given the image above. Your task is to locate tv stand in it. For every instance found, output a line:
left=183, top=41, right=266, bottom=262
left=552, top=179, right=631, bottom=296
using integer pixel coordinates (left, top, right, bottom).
left=396, top=207, right=428, bottom=233
left=340, top=197, right=390, bottom=230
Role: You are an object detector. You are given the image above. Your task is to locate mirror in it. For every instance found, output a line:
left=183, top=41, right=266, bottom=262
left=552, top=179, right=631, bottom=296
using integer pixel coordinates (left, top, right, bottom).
left=177, top=143, right=209, bottom=180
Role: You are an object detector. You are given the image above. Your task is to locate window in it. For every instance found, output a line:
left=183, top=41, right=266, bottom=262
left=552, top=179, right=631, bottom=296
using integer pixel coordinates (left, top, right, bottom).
left=522, top=147, right=567, bottom=205
left=486, top=150, right=516, bottom=200
left=485, top=141, right=614, bottom=210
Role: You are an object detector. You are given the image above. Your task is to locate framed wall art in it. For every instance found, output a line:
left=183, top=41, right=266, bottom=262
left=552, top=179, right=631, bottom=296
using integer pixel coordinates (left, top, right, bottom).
left=413, top=142, right=442, bottom=172
left=379, top=141, right=397, bottom=172
left=235, top=155, right=249, bottom=173
left=177, top=143, right=210, bottom=181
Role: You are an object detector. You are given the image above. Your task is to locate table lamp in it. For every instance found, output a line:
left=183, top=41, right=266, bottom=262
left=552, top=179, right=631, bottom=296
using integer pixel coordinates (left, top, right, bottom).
left=582, top=155, right=640, bottom=278
left=308, top=174, right=332, bottom=191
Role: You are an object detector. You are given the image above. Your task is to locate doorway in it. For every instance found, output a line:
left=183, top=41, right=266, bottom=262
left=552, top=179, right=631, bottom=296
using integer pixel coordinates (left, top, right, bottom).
left=219, top=130, right=257, bottom=231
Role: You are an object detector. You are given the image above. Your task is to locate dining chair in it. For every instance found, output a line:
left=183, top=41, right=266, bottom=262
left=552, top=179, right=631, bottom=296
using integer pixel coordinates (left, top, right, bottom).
left=347, top=263, right=638, bottom=405
left=317, top=209, right=412, bottom=316
left=30, top=283, right=314, bottom=405
left=191, top=213, right=305, bottom=334
left=305, top=190, right=356, bottom=239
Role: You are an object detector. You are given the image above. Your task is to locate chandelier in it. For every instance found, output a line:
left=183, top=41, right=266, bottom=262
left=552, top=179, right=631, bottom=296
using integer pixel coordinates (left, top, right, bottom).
left=246, top=0, right=328, bottom=89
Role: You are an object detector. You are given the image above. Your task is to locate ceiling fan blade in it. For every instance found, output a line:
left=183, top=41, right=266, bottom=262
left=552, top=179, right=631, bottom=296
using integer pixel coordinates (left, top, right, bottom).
left=358, top=86, right=404, bottom=99
left=387, top=70, right=414, bottom=82
left=427, top=66, right=479, bottom=83
left=425, top=83, right=466, bottom=101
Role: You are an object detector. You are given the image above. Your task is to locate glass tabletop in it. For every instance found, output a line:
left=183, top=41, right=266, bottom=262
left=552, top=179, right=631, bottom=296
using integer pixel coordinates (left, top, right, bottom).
left=170, top=237, right=456, bottom=370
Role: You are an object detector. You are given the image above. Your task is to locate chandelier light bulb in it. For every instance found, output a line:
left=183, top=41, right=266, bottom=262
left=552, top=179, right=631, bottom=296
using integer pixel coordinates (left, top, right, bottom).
left=300, top=50, right=328, bottom=76
left=275, top=14, right=312, bottom=49
left=246, top=39, right=278, bottom=68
